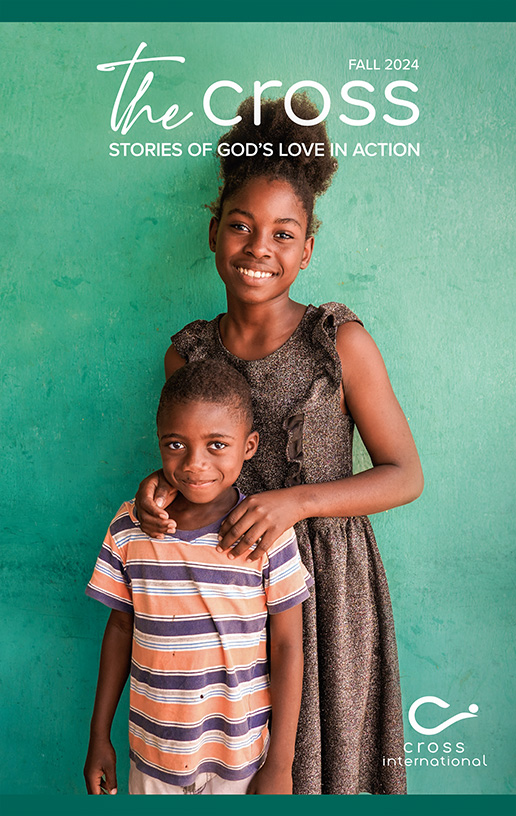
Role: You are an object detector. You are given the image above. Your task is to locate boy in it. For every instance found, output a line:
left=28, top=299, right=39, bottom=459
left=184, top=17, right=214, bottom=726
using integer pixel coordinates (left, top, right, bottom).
left=84, top=361, right=312, bottom=795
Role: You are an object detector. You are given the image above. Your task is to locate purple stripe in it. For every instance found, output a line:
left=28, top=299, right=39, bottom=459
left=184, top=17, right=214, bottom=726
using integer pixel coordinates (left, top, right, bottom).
left=97, top=546, right=130, bottom=580
left=127, top=563, right=261, bottom=587
left=129, top=748, right=266, bottom=787
left=130, top=707, right=269, bottom=740
left=267, top=535, right=299, bottom=573
left=173, top=524, right=220, bottom=542
left=131, top=660, right=268, bottom=691
left=85, top=585, right=134, bottom=614
left=268, top=586, right=311, bottom=615
left=134, top=613, right=267, bottom=637
left=110, top=511, right=139, bottom=536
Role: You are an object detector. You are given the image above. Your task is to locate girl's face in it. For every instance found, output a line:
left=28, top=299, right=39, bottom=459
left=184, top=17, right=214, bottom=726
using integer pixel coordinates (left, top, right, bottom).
left=209, top=177, right=314, bottom=305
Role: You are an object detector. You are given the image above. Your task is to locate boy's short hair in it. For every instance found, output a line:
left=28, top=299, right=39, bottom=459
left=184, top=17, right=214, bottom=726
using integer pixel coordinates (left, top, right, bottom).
left=157, top=361, right=254, bottom=430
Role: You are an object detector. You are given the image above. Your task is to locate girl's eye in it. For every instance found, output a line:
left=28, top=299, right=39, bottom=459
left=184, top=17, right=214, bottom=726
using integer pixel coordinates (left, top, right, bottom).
left=209, top=441, right=227, bottom=450
left=276, top=231, right=293, bottom=240
left=167, top=441, right=184, bottom=450
left=231, top=222, right=251, bottom=232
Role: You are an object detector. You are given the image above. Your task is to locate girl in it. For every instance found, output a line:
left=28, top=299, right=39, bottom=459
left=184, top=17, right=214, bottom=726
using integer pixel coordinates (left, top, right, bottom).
left=136, top=94, right=423, bottom=795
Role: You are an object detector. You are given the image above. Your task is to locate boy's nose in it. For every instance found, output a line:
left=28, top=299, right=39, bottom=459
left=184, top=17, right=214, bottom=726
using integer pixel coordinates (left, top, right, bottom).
left=182, top=450, right=208, bottom=472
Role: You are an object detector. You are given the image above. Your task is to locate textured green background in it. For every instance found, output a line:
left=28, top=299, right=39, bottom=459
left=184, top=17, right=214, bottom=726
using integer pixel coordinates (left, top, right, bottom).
left=1, top=22, right=515, bottom=795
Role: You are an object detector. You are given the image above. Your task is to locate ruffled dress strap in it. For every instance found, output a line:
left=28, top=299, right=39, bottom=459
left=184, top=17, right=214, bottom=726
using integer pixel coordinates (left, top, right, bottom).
left=310, top=302, right=363, bottom=389
left=171, top=317, right=220, bottom=362
left=318, top=302, right=363, bottom=326
left=282, top=302, right=362, bottom=487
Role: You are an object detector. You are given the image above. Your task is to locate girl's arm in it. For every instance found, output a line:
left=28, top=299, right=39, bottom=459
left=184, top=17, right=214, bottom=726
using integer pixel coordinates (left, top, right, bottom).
left=134, top=345, right=186, bottom=538
left=246, top=603, right=304, bottom=795
left=218, top=322, right=423, bottom=560
left=84, top=609, right=134, bottom=794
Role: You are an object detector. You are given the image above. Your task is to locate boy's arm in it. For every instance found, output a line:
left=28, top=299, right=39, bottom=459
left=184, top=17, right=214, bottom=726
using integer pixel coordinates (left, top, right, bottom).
left=246, top=603, right=304, bottom=795
left=84, top=608, right=133, bottom=795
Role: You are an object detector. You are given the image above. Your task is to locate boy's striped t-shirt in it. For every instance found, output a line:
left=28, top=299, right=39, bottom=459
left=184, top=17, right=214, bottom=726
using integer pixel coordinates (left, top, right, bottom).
left=86, top=497, right=313, bottom=787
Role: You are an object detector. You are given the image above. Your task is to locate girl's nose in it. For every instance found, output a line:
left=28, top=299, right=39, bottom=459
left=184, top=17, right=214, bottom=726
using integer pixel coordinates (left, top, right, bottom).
left=244, top=230, right=270, bottom=258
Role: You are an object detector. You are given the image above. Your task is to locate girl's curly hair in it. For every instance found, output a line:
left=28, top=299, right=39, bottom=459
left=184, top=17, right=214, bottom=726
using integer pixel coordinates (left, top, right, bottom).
left=209, top=93, right=337, bottom=236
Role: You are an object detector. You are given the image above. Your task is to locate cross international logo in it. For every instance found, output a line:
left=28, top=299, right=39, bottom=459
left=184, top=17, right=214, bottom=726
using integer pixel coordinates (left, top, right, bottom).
left=409, top=695, right=479, bottom=735
left=382, top=695, right=487, bottom=771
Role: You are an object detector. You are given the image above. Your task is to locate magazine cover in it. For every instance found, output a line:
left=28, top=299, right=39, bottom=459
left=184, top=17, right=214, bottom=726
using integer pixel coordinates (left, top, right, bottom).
left=1, top=5, right=514, bottom=807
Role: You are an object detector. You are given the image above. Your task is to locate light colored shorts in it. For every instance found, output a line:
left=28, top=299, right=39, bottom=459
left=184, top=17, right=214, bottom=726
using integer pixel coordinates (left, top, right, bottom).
left=129, top=759, right=254, bottom=795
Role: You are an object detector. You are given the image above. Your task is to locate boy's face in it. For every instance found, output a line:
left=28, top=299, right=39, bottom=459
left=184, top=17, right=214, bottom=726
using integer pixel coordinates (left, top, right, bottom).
left=157, top=400, right=258, bottom=505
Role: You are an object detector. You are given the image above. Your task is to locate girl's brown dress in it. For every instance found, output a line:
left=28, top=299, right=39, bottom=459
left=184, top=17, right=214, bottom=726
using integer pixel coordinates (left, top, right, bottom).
left=172, top=302, right=406, bottom=795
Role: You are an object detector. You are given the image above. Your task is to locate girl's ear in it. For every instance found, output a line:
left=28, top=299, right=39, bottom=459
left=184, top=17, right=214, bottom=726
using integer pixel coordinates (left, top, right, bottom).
left=300, top=235, right=315, bottom=270
left=209, top=217, right=219, bottom=252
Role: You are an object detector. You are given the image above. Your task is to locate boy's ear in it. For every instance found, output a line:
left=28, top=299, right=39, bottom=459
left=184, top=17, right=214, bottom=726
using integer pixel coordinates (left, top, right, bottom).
left=244, top=431, right=259, bottom=460
left=209, top=217, right=219, bottom=252
left=300, top=235, right=314, bottom=270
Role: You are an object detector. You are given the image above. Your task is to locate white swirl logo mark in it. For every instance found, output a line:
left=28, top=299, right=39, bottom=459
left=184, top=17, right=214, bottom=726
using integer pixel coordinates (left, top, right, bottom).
left=409, top=696, right=479, bottom=735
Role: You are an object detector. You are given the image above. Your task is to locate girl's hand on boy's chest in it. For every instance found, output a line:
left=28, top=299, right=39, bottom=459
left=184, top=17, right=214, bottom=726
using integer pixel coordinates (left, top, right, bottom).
left=217, top=488, right=301, bottom=561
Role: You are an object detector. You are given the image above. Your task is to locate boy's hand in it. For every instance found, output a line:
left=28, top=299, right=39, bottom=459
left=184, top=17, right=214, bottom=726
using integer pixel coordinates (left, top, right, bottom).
left=217, top=489, right=303, bottom=561
left=135, top=469, right=178, bottom=538
left=84, top=737, right=118, bottom=795
left=246, top=763, right=293, bottom=795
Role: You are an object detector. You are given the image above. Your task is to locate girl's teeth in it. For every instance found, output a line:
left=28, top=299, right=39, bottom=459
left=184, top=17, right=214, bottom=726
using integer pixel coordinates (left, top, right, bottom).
left=238, top=267, right=273, bottom=279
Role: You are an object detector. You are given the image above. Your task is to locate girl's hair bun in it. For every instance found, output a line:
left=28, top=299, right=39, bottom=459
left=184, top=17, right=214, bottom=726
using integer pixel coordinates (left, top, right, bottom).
left=210, top=92, right=337, bottom=235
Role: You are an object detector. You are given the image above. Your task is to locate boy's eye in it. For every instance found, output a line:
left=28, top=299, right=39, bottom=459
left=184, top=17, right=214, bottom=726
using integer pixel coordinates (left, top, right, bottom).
left=231, top=222, right=251, bottom=232
left=209, top=441, right=227, bottom=450
left=276, top=231, right=293, bottom=240
left=167, top=441, right=184, bottom=450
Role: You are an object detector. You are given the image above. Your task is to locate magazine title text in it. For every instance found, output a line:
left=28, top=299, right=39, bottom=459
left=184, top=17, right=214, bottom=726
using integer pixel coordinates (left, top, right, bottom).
left=97, top=42, right=420, bottom=137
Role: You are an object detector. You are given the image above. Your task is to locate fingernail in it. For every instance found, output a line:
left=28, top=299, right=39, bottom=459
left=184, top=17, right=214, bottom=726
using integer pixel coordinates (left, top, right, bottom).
left=216, top=546, right=223, bottom=553
left=156, top=498, right=165, bottom=508
left=217, top=535, right=222, bottom=541
left=228, top=553, right=235, bottom=560
left=110, top=789, right=117, bottom=795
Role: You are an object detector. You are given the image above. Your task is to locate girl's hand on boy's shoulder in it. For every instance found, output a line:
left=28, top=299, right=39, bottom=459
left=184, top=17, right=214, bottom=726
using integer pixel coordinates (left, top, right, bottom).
left=217, top=489, right=302, bottom=561
left=135, top=469, right=178, bottom=538
left=246, top=763, right=293, bottom=795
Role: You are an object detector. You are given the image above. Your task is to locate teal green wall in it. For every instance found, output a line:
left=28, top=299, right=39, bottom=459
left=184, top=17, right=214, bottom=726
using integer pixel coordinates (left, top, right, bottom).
left=1, top=22, right=514, bottom=795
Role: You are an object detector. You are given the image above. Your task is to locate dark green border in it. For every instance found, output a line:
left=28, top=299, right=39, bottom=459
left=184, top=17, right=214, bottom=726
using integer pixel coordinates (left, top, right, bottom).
left=2, top=0, right=516, bottom=21
left=2, top=5, right=513, bottom=815
left=1, top=794, right=515, bottom=816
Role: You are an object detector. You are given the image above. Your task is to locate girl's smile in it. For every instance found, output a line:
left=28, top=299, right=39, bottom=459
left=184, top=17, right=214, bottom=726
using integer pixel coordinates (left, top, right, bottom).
left=209, top=177, right=314, bottom=304
left=236, top=266, right=276, bottom=280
